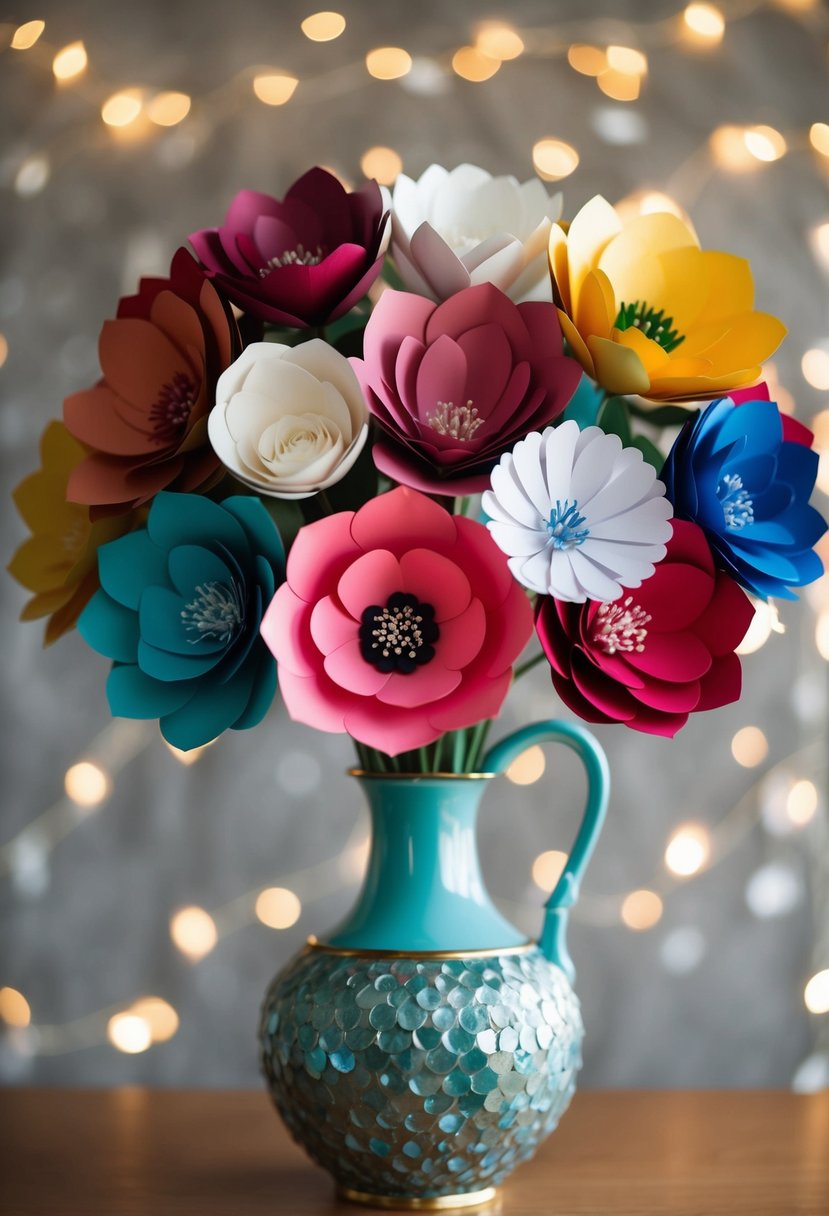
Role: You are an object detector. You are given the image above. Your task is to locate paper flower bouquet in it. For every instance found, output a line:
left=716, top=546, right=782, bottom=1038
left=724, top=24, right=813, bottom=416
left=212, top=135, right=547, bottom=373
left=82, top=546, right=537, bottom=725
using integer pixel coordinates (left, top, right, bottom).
left=10, top=165, right=827, bottom=769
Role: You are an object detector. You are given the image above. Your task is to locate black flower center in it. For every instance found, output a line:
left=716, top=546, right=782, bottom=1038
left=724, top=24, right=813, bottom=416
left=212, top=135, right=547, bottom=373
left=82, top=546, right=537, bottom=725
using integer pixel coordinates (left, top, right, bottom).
left=359, top=592, right=439, bottom=674
left=150, top=371, right=198, bottom=444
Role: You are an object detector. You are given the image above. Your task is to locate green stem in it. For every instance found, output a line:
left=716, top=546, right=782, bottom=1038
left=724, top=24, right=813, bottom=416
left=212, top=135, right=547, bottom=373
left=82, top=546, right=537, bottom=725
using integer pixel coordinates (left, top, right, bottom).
left=451, top=728, right=467, bottom=774
left=514, top=651, right=547, bottom=681
left=466, top=719, right=493, bottom=772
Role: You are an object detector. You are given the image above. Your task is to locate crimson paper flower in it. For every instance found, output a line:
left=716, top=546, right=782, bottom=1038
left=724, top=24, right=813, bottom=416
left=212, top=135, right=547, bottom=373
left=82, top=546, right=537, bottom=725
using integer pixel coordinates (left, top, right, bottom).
left=189, top=169, right=390, bottom=328
left=536, top=520, right=755, bottom=737
left=64, top=249, right=240, bottom=516
left=260, top=486, right=533, bottom=754
left=351, top=284, right=581, bottom=495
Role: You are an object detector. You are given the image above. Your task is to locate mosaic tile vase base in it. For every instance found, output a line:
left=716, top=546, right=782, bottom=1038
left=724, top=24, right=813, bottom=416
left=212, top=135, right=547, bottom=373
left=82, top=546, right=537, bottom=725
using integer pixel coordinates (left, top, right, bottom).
left=259, top=721, right=609, bottom=1210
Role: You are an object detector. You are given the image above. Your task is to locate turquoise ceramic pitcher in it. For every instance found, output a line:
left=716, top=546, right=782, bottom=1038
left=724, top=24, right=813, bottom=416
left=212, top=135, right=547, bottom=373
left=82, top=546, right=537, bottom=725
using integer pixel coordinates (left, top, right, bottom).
left=259, top=719, right=609, bottom=1210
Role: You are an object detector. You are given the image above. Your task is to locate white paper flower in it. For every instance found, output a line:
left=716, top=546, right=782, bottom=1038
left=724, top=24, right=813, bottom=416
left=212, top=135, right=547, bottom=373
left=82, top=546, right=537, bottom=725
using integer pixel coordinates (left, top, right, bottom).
left=390, top=163, right=563, bottom=303
left=482, top=421, right=674, bottom=602
left=208, top=340, right=368, bottom=500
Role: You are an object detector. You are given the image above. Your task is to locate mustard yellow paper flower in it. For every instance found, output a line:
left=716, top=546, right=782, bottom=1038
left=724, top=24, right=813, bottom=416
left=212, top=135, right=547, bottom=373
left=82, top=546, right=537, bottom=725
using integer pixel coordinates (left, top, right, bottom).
left=548, top=196, right=786, bottom=402
left=9, top=422, right=132, bottom=644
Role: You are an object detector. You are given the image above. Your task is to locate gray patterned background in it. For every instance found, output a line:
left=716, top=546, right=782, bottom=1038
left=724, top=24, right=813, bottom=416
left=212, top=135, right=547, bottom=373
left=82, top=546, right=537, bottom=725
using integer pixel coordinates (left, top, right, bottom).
left=1, top=0, right=827, bottom=1089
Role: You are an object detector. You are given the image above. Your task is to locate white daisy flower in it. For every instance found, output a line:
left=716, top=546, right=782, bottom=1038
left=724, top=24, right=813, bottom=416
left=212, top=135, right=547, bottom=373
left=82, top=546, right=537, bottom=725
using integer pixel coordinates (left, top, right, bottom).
left=482, top=421, right=674, bottom=602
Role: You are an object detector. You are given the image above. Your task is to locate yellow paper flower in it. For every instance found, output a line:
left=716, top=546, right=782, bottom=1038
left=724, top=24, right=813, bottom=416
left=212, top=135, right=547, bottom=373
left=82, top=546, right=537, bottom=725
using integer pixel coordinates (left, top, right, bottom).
left=8, top=422, right=131, bottom=644
left=548, top=196, right=786, bottom=402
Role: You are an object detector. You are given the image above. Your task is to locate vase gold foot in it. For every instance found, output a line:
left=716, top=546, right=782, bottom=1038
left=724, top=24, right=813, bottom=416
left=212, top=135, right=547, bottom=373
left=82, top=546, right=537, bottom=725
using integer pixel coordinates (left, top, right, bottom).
left=337, top=1184, right=499, bottom=1211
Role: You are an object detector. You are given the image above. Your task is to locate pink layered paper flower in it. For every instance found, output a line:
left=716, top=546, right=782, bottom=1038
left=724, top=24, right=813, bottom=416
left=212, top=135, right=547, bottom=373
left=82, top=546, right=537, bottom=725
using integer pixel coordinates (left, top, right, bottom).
left=189, top=168, right=390, bottom=328
left=260, top=486, right=533, bottom=754
left=536, top=520, right=755, bottom=737
left=350, top=284, right=581, bottom=495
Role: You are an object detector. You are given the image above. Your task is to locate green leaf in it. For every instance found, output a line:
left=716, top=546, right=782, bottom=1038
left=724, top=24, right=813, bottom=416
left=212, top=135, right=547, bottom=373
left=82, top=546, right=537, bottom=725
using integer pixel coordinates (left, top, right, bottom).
left=631, top=436, right=666, bottom=472
left=597, top=396, right=632, bottom=445
left=261, top=498, right=304, bottom=552
left=628, top=401, right=698, bottom=427
left=324, top=433, right=379, bottom=512
left=380, top=258, right=405, bottom=291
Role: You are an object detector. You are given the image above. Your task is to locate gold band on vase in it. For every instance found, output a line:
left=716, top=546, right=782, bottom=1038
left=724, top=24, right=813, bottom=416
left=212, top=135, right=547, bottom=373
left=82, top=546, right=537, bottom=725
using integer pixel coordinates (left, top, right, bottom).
left=337, top=1184, right=499, bottom=1211
left=306, top=936, right=537, bottom=961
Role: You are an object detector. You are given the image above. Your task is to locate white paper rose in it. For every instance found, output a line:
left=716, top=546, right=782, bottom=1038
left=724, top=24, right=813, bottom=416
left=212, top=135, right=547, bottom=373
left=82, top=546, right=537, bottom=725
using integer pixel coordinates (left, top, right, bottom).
left=390, top=163, right=563, bottom=304
left=208, top=340, right=369, bottom=500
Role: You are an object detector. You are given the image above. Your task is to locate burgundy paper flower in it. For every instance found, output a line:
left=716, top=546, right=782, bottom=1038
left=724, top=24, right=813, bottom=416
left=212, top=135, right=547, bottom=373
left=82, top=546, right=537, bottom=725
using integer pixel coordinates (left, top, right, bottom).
left=64, top=249, right=240, bottom=517
left=351, top=284, right=581, bottom=495
left=189, top=169, right=390, bottom=328
left=536, top=520, right=755, bottom=737
left=260, top=486, right=534, bottom=755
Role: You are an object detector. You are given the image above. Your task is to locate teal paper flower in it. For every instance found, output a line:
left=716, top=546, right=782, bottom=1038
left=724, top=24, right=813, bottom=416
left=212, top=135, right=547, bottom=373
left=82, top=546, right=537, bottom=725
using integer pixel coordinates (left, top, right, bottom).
left=79, top=492, right=285, bottom=750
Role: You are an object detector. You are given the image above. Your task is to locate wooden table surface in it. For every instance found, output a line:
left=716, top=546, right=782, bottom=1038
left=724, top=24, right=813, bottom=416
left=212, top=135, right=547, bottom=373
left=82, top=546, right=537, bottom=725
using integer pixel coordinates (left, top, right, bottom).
left=1, top=1089, right=827, bottom=1215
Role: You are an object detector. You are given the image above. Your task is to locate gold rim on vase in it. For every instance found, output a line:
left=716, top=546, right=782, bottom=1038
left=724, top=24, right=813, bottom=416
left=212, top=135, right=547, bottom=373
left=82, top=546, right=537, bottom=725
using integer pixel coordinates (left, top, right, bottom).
left=337, top=1184, right=499, bottom=1211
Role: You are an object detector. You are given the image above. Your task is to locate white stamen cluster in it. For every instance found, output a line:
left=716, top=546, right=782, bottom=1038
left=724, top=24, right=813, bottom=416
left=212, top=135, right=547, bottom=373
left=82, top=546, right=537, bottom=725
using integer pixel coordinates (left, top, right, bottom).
left=260, top=244, right=325, bottom=275
left=369, top=602, right=427, bottom=660
left=428, top=400, right=484, bottom=442
left=718, top=473, right=755, bottom=532
left=592, top=597, right=651, bottom=655
left=181, top=581, right=244, bottom=645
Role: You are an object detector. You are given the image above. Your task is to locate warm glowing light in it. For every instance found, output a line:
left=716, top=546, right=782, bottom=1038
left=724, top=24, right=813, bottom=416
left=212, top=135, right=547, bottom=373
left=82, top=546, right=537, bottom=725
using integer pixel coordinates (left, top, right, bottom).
left=532, top=138, right=580, bottom=181
left=107, top=1013, right=152, bottom=1054
left=787, top=779, right=818, bottom=826
left=129, top=997, right=179, bottom=1042
left=817, top=610, right=829, bottom=661
left=451, top=46, right=500, bottom=83
left=101, top=90, right=143, bottom=129
left=0, top=334, right=7, bottom=369
left=475, top=22, right=524, bottom=61
left=810, top=123, right=829, bottom=157
left=597, top=69, right=640, bottom=102
left=147, top=91, right=191, bottom=127
left=802, top=348, right=829, bottom=391
left=736, top=600, right=783, bottom=655
left=531, top=850, right=568, bottom=892
left=615, top=191, right=693, bottom=231
left=804, top=969, right=829, bottom=1015
left=253, top=73, right=298, bottom=106
left=665, top=823, right=711, bottom=877
left=731, top=726, right=769, bottom=768
left=52, top=41, right=87, bottom=82
left=682, top=3, right=725, bottom=43
left=164, top=737, right=216, bottom=765
left=301, top=11, right=346, bottom=41
left=14, top=154, right=50, bottom=197
left=255, top=887, right=302, bottom=929
left=775, top=0, right=817, bottom=10
left=0, top=987, right=31, bottom=1028
left=366, top=47, right=412, bottom=80
left=11, top=20, right=45, bottom=50
left=506, top=745, right=546, bottom=785
left=812, top=222, right=829, bottom=273
left=64, top=761, right=110, bottom=808
left=567, top=45, right=606, bottom=76
left=620, top=889, right=663, bottom=931
left=743, top=125, right=787, bottom=163
left=360, top=146, right=402, bottom=185
left=710, top=125, right=756, bottom=172
left=606, top=46, right=648, bottom=76
left=170, top=906, right=218, bottom=960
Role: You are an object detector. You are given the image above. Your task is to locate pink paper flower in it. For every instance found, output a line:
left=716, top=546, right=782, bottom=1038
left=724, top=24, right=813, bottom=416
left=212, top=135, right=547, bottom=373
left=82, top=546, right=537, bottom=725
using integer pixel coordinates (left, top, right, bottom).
left=536, top=520, right=755, bottom=737
left=350, top=284, right=581, bottom=495
left=189, top=169, right=390, bottom=329
left=260, top=487, right=534, bottom=754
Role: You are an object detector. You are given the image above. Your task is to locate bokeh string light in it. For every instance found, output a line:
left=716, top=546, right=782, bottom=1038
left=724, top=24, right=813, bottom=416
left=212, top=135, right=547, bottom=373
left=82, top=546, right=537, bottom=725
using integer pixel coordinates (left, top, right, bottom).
left=2, top=0, right=828, bottom=1079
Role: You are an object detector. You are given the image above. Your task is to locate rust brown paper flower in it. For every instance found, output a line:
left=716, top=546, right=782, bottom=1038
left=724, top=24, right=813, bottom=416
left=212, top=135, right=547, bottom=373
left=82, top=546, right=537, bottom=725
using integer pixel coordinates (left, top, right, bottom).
left=64, top=248, right=241, bottom=516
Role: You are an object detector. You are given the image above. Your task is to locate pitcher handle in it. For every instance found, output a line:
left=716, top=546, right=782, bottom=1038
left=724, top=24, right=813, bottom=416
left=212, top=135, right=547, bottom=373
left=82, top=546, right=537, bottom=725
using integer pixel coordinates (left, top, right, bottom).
left=483, top=720, right=610, bottom=983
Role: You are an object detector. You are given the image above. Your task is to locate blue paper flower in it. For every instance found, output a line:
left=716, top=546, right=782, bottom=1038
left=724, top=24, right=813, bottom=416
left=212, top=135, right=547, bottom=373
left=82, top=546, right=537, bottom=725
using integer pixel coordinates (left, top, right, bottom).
left=662, top=396, right=826, bottom=600
left=79, top=492, right=285, bottom=750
